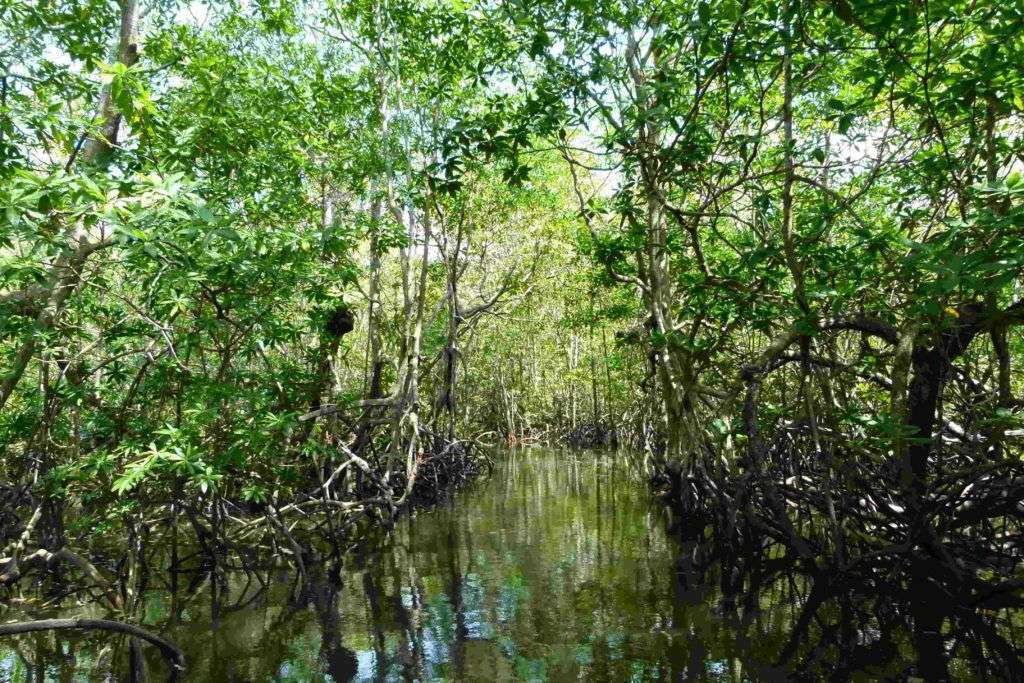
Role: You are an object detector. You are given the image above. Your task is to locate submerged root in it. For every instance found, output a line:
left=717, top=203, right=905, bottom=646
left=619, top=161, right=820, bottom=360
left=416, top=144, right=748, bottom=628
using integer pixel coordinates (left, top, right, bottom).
left=409, top=434, right=491, bottom=506
left=0, top=417, right=493, bottom=628
left=562, top=422, right=617, bottom=449
left=655, top=423, right=1024, bottom=679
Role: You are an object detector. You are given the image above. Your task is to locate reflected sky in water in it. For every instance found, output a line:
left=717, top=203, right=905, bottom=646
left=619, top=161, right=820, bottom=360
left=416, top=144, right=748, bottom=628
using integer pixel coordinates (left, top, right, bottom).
left=0, top=450, right=763, bottom=681
left=336, top=449, right=682, bottom=681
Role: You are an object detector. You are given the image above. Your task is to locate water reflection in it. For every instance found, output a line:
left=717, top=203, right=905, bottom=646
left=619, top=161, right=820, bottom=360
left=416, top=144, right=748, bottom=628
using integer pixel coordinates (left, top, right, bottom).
left=1, top=451, right=696, bottom=681
left=339, top=449, right=683, bottom=681
left=4, top=449, right=1012, bottom=680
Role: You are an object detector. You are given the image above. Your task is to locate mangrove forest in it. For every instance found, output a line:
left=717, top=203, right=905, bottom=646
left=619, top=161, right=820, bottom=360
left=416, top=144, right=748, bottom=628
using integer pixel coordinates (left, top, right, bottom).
left=1, top=0, right=1023, bottom=679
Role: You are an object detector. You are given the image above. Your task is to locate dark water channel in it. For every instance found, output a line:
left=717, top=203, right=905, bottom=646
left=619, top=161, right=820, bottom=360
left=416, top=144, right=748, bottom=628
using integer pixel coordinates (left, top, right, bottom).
left=3, top=449, right=783, bottom=680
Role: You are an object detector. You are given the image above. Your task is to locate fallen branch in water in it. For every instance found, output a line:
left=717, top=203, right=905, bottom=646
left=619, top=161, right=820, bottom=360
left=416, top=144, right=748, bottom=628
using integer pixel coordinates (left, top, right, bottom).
left=0, top=618, right=185, bottom=675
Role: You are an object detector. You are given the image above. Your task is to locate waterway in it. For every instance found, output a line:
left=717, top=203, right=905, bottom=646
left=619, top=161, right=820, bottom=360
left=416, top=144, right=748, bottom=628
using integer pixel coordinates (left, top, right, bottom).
left=1, top=449, right=770, bottom=681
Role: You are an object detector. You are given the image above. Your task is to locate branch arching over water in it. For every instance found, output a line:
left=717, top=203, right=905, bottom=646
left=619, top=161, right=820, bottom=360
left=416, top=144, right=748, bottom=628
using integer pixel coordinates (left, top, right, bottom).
left=0, top=618, right=186, bottom=677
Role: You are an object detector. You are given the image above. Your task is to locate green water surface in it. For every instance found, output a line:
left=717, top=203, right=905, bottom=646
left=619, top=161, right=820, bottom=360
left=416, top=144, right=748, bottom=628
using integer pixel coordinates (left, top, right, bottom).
left=1, top=450, right=763, bottom=681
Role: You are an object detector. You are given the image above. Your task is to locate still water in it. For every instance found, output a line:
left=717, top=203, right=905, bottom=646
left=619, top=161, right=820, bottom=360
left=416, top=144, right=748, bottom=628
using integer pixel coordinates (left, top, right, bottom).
left=0, top=450, right=761, bottom=681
